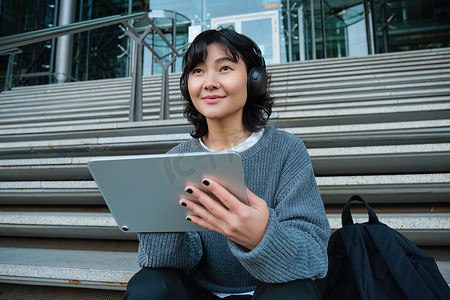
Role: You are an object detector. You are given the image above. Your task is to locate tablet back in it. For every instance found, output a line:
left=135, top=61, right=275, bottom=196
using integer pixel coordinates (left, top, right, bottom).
left=88, top=152, right=247, bottom=232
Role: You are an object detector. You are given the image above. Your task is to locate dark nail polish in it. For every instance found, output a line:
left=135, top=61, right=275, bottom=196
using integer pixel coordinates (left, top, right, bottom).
left=186, top=217, right=192, bottom=222
left=186, top=188, right=193, bottom=194
left=202, top=180, right=210, bottom=186
left=181, top=202, right=187, bottom=207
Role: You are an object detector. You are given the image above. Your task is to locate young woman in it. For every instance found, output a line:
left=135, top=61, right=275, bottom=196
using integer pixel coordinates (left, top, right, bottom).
left=123, top=29, right=330, bottom=300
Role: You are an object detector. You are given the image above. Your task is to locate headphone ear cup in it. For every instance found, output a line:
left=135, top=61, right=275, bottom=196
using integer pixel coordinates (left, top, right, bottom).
left=180, top=74, right=190, bottom=100
left=247, top=67, right=268, bottom=98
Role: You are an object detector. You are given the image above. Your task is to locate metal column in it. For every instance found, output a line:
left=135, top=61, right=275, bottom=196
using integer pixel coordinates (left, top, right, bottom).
left=370, top=0, right=378, bottom=53
left=286, top=0, right=293, bottom=62
left=55, top=0, right=76, bottom=83
left=298, top=4, right=305, bottom=61
left=310, top=0, right=316, bottom=59
left=320, top=0, right=327, bottom=58
left=363, top=0, right=373, bottom=54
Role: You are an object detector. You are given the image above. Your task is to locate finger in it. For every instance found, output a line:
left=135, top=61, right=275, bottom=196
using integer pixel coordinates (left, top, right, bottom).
left=185, top=184, right=230, bottom=218
left=180, top=197, right=224, bottom=233
left=201, top=178, right=246, bottom=211
left=185, top=213, right=222, bottom=232
left=179, top=196, right=212, bottom=219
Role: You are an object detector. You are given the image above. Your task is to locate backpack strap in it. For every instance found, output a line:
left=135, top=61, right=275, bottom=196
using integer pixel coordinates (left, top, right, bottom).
left=342, top=195, right=379, bottom=227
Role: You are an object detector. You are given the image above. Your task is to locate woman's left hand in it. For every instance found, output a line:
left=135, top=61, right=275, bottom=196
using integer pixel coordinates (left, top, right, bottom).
left=180, top=178, right=270, bottom=250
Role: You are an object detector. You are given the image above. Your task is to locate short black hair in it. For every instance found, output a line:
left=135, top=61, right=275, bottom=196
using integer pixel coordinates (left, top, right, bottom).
left=181, top=28, right=274, bottom=138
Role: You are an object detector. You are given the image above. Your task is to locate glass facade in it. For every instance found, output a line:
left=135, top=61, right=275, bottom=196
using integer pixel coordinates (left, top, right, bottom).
left=1, top=0, right=449, bottom=89
left=292, top=0, right=450, bottom=60
left=0, top=0, right=58, bottom=86
left=0, top=0, right=150, bottom=87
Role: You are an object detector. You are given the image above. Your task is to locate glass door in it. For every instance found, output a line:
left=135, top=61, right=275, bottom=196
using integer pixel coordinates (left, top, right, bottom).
left=298, top=0, right=373, bottom=60
left=211, top=10, right=280, bottom=64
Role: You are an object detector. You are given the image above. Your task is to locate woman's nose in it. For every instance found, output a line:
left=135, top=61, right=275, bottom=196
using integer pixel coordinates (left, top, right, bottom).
left=203, top=74, right=220, bottom=90
left=204, top=82, right=220, bottom=90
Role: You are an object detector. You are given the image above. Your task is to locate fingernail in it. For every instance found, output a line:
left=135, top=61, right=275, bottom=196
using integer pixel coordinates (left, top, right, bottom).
left=181, top=202, right=187, bottom=207
left=186, top=217, right=192, bottom=222
left=202, top=180, right=210, bottom=186
left=186, top=188, right=193, bottom=194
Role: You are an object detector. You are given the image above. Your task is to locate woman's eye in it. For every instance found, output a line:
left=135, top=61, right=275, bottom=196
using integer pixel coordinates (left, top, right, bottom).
left=220, top=66, right=232, bottom=72
left=192, top=69, right=203, bottom=74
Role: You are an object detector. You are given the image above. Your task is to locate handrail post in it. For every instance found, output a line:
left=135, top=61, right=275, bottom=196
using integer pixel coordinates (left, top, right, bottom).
left=129, top=39, right=143, bottom=121
left=159, top=55, right=177, bottom=120
left=160, top=65, right=169, bottom=120
left=2, top=49, right=22, bottom=91
left=4, top=53, right=16, bottom=91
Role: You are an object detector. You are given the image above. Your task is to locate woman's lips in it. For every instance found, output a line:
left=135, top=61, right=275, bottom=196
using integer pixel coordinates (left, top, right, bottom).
left=202, top=95, right=225, bottom=104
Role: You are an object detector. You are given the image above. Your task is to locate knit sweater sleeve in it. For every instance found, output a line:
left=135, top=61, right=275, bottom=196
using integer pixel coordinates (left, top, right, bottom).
left=136, top=141, right=204, bottom=275
left=228, top=138, right=330, bottom=282
left=137, top=232, right=203, bottom=274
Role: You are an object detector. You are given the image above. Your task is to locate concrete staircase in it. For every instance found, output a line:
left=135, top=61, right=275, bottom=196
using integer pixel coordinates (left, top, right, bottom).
left=0, top=47, right=449, bottom=297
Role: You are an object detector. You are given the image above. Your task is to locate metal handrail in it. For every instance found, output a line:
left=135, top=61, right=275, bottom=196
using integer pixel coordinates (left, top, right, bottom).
left=0, top=48, right=23, bottom=56
left=0, top=12, right=148, bottom=51
left=0, top=11, right=189, bottom=121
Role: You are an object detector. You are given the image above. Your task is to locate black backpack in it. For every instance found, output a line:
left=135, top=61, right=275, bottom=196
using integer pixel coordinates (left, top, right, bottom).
left=316, top=195, right=450, bottom=300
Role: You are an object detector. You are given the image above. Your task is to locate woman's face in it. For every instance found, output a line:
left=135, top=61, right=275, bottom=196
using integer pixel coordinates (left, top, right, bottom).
left=187, top=43, right=248, bottom=126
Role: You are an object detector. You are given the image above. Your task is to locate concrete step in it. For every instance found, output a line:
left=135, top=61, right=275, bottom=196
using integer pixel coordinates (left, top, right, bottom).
left=0, top=247, right=139, bottom=290
left=0, top=96, right=447, bottom=133
left=2, top=50, right=448, bottom=104
left=0, top=246, right=448, bottom=291
left=0, top=173, right=448, bottom=205
left=0, top=119, right=191, bottom=142
left=2, top=119, right=447, bottom=159
left=310, top=143, right=450, bottom=175
left=279, top=107, right=445, bottom=126
left=0, top=84, right=443, bottom=118
left=2, top=85, right=447, bottom=127
left=1, top=143, right=448, bottom=180
left=2, top=61, right=447, bottom=103
left=268, top=47, right=450, bottom=70
left=0, top=95, right=450, bottom=140
left=276, top=81, right=450, bottom=101
left=0, top=211, right=448, bottom=245
left=1, top=93, right=447, bottom=133
left=2, top=84, right=447, bottom=119
left=269, top=58, right=450, bottom=81
left=277, top=117, right=450, bottom=145
left=316, top=173, right=450, bottom=204
left=273, top=73, right=450, bottom=93
left=271, top=61, right=450, bottom=80
left=274, top=95, right=450, bottom=112
left=2, top=71, right=447, bottom=114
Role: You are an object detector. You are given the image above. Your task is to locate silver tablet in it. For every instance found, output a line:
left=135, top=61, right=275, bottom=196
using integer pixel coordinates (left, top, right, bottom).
left=88, top=152, right=247, bottom=232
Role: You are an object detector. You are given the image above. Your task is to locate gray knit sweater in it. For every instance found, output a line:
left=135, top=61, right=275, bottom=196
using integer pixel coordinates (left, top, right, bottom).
left=137, top=126, right=330, bottom=293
